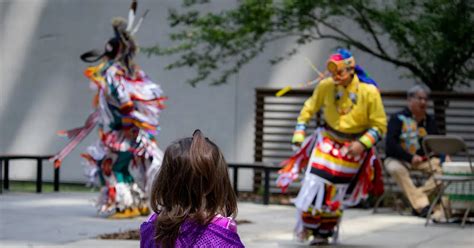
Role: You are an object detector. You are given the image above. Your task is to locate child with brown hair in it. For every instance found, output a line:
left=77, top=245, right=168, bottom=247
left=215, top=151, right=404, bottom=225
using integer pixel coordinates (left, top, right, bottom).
left=140, top=130, right=244, bottom=247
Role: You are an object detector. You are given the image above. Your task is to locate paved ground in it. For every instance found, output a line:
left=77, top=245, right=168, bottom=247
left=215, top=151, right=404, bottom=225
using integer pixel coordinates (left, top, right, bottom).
left=0, top=192, right=472, bottom=247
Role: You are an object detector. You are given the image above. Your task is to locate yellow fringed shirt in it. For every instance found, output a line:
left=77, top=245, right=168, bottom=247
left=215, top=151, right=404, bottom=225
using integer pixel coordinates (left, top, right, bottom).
left=297, top=75, right=387, bottom=148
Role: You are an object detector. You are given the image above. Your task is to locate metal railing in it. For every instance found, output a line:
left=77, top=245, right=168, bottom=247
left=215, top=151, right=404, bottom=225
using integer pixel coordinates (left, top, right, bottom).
left=227, top=162, right=281, bottom=205
left=0, top=155, right=57, bottom=193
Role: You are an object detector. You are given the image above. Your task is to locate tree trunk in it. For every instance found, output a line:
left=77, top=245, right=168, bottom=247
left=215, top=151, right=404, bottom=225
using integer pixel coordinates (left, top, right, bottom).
left=433, top=99, right=448, bottom=135
left=429, top=81, right=451, bottom=135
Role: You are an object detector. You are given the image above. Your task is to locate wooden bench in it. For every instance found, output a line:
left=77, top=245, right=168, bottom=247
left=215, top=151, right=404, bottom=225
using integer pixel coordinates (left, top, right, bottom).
left=0, top=155, right=58, bottom=193
left=253, top=88, right=474, bottom=206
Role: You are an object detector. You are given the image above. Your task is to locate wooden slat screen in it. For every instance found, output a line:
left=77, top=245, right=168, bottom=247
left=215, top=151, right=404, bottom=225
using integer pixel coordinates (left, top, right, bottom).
left=254, top=88, right=474, bottom=193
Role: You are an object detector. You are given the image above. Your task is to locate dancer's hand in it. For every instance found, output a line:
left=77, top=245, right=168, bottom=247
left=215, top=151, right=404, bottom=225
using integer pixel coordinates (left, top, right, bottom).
left=291, top=144, right=301, bottom=151
left=291, top=123, right=306, bottom=146
left=291, top=134, right=305, bottom=145
left=348, top=141, right=365, bottom=157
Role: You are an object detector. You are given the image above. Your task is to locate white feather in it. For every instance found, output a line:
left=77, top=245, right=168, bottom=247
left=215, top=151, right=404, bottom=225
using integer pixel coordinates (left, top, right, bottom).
left=126, top=6, right=136, bottom=31
left=131, top=9, right=149, bottom=35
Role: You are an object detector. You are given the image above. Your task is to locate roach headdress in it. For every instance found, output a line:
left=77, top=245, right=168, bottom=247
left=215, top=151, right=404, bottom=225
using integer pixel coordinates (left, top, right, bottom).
left=80, top=0, right=149, bottom=76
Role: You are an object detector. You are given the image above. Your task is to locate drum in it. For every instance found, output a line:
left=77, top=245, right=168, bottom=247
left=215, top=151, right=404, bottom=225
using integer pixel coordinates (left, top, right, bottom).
left=442, top=162, right=474, bottom=209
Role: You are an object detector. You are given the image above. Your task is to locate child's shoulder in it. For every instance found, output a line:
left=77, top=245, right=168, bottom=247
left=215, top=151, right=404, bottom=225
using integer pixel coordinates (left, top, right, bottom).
left=211, top=214, right=238, bottom=233
left=140, top=213, right=158, bottom=247
left=141, top=213, right=157, bottom=229
left=143, top=212, right=157, bottom=224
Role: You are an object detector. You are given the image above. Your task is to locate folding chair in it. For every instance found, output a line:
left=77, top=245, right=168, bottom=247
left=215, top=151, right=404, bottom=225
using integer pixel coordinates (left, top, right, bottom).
left=422, top=135, right=474, bottom=227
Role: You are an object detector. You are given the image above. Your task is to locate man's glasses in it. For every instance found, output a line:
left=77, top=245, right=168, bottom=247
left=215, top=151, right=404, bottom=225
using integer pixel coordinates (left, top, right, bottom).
left=411, top=96, right=429, bottom=102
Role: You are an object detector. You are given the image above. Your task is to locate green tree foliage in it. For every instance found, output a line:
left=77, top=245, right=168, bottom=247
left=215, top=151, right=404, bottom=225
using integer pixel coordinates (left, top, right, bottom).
left=145, top=0, right=473, bottom=90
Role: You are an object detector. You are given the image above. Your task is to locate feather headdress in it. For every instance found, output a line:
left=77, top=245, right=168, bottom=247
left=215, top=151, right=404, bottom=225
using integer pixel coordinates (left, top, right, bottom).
left=80, top=0, right=150, bottom=77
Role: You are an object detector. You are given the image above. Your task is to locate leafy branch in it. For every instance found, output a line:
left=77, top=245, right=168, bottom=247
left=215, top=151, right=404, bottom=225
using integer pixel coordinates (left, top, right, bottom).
left=145, top=0, right=473, bottom=90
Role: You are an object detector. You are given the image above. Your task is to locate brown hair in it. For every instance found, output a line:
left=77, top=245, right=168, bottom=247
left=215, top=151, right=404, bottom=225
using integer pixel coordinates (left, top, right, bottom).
left=150, top=130, right=237, bottom=247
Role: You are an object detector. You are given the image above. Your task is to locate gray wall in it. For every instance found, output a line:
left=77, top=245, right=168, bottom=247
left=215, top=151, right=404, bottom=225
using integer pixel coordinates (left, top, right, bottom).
left=1, top=0, right=470, bottom=190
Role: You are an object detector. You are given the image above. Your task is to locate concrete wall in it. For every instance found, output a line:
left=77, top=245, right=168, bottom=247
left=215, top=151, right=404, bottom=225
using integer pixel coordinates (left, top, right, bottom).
left=1, top=0, right=471, bottom=190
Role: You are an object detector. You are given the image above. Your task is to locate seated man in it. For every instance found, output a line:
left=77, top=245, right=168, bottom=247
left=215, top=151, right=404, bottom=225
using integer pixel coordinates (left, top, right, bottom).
left=385, top=85, right=444, bottom=219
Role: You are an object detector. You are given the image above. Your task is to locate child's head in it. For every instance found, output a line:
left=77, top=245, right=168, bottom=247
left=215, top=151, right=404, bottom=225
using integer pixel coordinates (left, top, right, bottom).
left=150, top=130, right=237, bottom=246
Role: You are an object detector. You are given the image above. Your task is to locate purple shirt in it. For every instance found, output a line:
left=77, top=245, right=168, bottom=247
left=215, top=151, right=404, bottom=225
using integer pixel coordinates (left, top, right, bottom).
left=140, top=213, right=244, bottom=248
